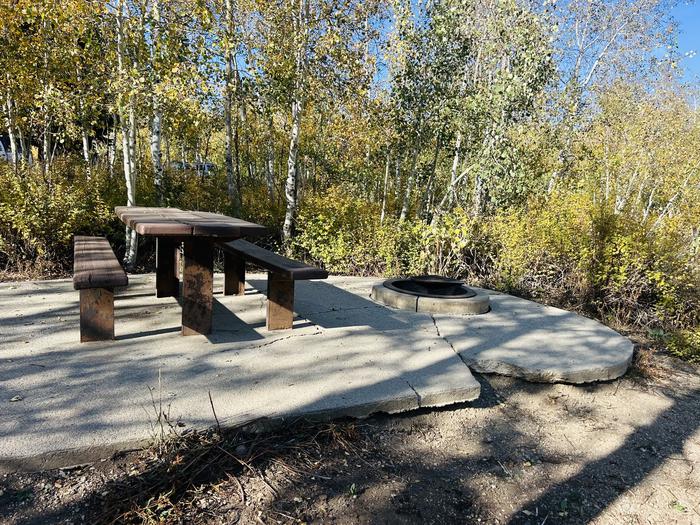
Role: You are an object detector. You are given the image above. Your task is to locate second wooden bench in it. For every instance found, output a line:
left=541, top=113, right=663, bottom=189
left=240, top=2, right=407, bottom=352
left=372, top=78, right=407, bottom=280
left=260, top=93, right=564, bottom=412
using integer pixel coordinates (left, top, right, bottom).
left=217, top=239, right=328, bottom=330
left=73, top=236, right=128, bottom=342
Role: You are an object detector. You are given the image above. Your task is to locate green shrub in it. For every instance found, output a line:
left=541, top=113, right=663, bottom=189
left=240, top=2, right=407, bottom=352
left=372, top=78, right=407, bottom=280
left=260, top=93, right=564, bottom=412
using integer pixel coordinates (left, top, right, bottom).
left=667, top=329, right=700, bottom=363
left=0, top=161, right=117, bottom=275
left=294, top=187, right=421, bottom=275
left=294, top=188, right=699, bottom=350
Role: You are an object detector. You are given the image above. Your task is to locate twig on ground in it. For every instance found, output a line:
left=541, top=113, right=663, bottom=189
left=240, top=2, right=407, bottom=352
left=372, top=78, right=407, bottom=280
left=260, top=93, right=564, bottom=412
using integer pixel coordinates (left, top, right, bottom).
left=209, top=390, right=221, bottom=433
left=497, top=459, right=511, bottom=476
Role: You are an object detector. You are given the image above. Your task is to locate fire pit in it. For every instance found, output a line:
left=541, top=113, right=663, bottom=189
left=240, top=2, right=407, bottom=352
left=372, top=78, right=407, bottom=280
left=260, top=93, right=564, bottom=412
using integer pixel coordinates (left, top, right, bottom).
left=370, top=275, right=490, bottom=315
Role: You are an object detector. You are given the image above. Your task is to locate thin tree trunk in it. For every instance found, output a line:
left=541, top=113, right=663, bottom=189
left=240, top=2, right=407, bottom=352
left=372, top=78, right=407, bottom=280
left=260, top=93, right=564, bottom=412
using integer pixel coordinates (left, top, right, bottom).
left=472, top=173, right=484, bottom=217
left=75, top=65, right=92, bottom=179
left=266, top=120, right=275, bottom=203
left=421, top=134, right=441, bottom=219
left=399, top=143, right=420, bottom=222
left=224, top=0, right=240, bottom=214
left=151, top=110, right=163, bottom=203
left=394, top=156, right=401, bottom=199
left=41, top=16, right=51, bottom=177
left=282, top=0, right=309, bottom=245
left=283, top=97, right=303, bottom=243
left=19, top=128, right=29, bottom=165
left=234, top=101, right=241, bottom=205
left=4, top=90, right=18, bottom=172
left=121, top=102, right=138, bottom=268
left=380, top=151, right=391, bottom=225
left=431, top=130, right=461, bottom=225
left=449, top=131, right=461, bottom=204
left=108, top=115, right=117, bottom=178
left=117, top=0, right=137, bottom=268
left=81, top=126, right=91, bottom=177
left=150, top=0, right=164, bottom=204
left=42, top=119, right=51, bottom=176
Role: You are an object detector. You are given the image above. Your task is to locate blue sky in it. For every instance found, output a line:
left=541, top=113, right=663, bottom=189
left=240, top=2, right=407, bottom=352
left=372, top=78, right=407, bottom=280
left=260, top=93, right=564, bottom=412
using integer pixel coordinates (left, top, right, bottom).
left=675, top=2, right=700, bottom=82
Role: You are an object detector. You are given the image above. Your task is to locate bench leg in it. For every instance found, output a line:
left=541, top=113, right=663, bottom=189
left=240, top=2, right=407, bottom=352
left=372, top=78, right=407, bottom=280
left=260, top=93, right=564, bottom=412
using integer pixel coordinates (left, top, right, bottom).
left=224, top=252, right=245, bottom=296
left=182, top=238, right=214, bottom=336
left=266, top=272, right=294, bottom=330
left=156, top=237, right=180, bottom=298
left=80, top=287, right=114, bottom=342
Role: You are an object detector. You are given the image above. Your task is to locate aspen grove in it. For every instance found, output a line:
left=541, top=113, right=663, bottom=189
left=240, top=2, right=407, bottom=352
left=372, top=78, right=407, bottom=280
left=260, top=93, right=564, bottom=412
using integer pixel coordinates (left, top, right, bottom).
left=1, top=0, right=699, bottom=359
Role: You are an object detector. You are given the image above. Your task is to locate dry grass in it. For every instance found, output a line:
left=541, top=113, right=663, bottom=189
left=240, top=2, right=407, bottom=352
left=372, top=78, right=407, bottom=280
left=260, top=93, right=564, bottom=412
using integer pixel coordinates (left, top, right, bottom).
left=95, top=419, right=363, bottom=524
left=628, top=343, right=667, bottom=383
left=0, top=259, right=68, bottom=282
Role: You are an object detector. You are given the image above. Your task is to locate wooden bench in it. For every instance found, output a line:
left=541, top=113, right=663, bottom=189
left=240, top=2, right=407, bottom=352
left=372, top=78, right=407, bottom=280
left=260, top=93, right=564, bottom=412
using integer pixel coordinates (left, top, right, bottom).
left=217, top=239, right=328, bottom=330
left=73, top=236, right=128, bottom=342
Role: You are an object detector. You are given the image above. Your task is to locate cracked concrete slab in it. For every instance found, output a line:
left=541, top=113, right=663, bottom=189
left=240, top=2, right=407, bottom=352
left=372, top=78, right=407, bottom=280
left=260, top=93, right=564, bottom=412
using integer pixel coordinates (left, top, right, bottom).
left=0, top=276, right=633, bottom=473
left=432, top=289, right=634, bottom=384
left=0, top=275, right=480, bottom=473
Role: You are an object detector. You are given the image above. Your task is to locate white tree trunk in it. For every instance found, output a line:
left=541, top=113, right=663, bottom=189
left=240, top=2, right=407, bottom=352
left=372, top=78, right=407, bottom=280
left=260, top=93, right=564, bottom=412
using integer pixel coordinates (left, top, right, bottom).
left=151, top=108, right=163, bottom=203
left=380, top=151, right=390, bottom=225
left=150, top=0, right=164, bottom=204
left=117, top=0, right=137, bottom=268
left=108, top=116, right=117, bottom=178
left=282, top=0, right=309, bottom=245
left=266, top=126, right=275, bottom=203
left=81, top=127, right=91, bottom=178
left=223, top=0, right=240, bottom=213
left=431, top=131, right=462, bottom=225
left=399, top=145, right=419, bottom=221
left=121, top=103, right=138, bottom=268
left=282, top=97, right=302, bottom=243
left=76, top=66, right=91, bottom=179
left=4, top=90, right=18, bottom=171
left=449, top=131, right=461, bottom=203
left=42, top=119, right=51, bottom=176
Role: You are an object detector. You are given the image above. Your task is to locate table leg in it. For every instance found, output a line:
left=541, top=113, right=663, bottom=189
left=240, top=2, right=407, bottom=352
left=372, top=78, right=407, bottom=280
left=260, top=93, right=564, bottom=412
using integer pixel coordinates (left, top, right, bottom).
left=156, top=237, right=180, bottom=298
left=182, top=238, right=214, bottom=336
left=224, top=252, right=246, bottom=295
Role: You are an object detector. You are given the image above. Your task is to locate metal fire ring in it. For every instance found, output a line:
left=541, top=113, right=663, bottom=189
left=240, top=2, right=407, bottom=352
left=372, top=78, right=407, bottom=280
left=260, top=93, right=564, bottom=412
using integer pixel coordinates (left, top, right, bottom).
left=382, top=277, right=477, bottom=299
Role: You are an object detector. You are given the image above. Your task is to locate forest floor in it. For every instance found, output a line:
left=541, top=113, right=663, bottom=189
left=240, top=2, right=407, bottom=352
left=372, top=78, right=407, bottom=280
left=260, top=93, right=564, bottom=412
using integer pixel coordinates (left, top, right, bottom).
left=2, top=346, right=699, bottom=525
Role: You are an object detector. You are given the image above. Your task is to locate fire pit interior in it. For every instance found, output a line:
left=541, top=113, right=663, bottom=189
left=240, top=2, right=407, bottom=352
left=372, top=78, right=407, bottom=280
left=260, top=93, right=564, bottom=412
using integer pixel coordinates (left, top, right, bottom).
left=371, top=275, right=490, bottom=315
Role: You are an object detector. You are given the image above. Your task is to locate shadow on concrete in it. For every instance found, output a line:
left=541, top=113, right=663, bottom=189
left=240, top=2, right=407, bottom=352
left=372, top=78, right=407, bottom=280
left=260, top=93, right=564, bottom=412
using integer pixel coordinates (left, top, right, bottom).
left=6, top=374, right=699, bottom=524
left=2, top=275, right=681, bottom=524
left=247, top=278, right=416, bottom=332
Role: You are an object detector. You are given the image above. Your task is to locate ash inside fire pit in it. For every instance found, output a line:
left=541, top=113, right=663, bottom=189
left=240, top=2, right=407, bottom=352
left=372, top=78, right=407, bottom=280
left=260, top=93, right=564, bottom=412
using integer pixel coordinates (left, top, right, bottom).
left=371, top=275, right=490, bottom=315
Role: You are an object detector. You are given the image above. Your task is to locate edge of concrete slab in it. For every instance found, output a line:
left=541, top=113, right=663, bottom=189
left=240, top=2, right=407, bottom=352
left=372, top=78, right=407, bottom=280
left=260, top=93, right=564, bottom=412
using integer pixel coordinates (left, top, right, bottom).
left=0, top=386, right=480, bottom=474
left=461, top=352, right=634, bottom=384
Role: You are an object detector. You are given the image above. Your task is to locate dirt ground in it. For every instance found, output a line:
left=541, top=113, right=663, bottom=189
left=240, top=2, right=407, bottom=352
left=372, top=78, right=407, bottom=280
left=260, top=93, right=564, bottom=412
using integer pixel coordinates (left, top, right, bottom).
left=2, top=348, right=699, bottom=525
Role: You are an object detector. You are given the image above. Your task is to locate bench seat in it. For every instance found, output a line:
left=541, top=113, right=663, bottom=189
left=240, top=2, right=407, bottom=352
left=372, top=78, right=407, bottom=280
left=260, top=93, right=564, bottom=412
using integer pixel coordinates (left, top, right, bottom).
left=218, top=239, right=328, bottom=330
left=73, top=236, right=128, bottom=341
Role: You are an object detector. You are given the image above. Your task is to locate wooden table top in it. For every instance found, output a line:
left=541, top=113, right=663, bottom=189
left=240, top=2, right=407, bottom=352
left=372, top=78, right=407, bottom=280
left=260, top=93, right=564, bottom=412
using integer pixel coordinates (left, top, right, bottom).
left=115, top=206, right=267, bottom=238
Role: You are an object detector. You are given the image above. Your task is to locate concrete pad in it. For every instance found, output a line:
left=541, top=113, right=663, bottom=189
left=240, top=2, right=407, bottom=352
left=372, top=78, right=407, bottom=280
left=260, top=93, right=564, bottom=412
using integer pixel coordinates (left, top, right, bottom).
left=0, top=275, right=479, bottom=473
left=433, top=289, right=634, bottom=384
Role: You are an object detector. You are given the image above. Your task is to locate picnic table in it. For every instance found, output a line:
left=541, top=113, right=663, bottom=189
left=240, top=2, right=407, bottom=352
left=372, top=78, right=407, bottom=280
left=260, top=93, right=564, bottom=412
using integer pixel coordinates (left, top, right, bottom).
left=115, top=206, right=266, bottom=335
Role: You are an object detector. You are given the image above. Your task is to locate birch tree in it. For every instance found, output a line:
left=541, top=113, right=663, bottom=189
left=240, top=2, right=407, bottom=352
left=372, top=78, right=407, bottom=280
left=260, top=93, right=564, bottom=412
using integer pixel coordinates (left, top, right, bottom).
left=249, top=0, right=381, bottom=244
left=546, top=0, right=676, bottom=191
left=114, top=0, right=139, bottom=267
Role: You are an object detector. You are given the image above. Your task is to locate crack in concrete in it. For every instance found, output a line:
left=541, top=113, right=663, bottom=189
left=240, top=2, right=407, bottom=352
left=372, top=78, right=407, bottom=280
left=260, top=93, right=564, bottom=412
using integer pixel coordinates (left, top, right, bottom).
left=405, top=380, right=421, bottom=407
left=301, top=305, right=384, bottom=316
left=430, top=314, right=471, bottom=369
left=238, top=330, right=323, bottom=351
